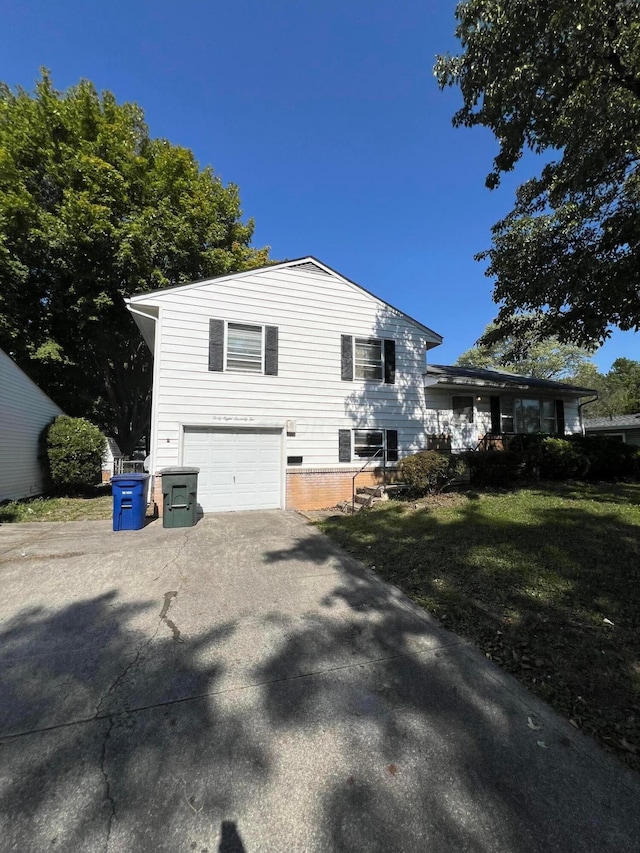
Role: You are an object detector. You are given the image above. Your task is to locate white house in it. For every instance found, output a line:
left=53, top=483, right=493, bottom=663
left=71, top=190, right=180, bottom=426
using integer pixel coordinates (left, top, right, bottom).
left=0, top=348, right=63, bottom=503
left=101, top=436, right=124, bottom=482
left=126, top=259, right=597, bottom=513
left=424, top=364, right=597, bottom=452
left=126, top=258, right=442, bottom=512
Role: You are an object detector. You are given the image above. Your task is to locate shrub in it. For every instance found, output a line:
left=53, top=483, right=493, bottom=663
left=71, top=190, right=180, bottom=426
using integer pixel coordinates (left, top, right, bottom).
left=567, top=435, right=640, bottom=481
left=42, top=416, right=106, bottom=493
left=539, top=437, right=587, bottom=480
left=398, top=450, right=466, bottom=496
left=465, top=449, right=525, bottom=487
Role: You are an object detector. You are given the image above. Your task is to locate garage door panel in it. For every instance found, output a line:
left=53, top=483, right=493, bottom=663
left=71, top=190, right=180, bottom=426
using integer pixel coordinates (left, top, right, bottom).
left=182, top=427, right=282, bottom=512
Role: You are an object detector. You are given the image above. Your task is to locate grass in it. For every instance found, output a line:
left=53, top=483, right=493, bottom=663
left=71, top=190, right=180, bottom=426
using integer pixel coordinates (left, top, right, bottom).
left=318, top=482, right=640, bottom=772
left=0, top=489, right=113, bottom=523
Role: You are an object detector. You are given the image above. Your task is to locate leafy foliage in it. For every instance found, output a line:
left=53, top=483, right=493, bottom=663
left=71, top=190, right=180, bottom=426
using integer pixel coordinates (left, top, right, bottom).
left=504, top=432, right=640, bottom=481
left=457, top=316, right=595, bottom=379
left=43, top=415, right=106, bottom=493
left=0, top=71, right=269, bottom=454
left=570, top=357, right=640, bottom=416
left=436, top=0, right=640, bottom=346
left=464, top=449, right=525, bottom=487
left=398, top=450, right=466, bottom=496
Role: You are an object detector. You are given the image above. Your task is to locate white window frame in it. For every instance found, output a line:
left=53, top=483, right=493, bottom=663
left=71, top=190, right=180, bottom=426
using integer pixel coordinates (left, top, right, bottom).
left=451, top=394, right=474, bottom=424
left=225, top=321, right=265, bottom=374
left=353, top=429, right=386, bottom=460
left=354, top=337, right=384, bottom=382
left=500, top=397, right=557, bottom=434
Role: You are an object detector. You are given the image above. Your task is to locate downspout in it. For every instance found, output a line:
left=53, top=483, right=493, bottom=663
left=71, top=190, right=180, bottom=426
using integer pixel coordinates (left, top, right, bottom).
left=126, top=304, right=160, bottom=504
left=578, top=395, right=599, bottom=435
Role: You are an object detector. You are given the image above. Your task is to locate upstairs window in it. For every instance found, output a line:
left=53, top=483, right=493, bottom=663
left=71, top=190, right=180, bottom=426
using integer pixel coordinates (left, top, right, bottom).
left=355, top=338, right=383, bottom=381
left=226, top=323, right=263, bottom=373
left=209, top=319, right=279, bottom=375
left=341, top=335, right=395, bottom=383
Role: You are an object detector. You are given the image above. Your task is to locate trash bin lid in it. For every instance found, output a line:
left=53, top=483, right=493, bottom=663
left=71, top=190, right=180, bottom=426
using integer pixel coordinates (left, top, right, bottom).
left=111, top=473, right=150, bottom=482
left=160, top=467, right=200, bottom=475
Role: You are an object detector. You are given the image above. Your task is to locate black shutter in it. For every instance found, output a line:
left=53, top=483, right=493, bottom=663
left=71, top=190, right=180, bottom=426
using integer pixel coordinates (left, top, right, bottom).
left=490, top=396, right=501, bottom=433
left=209, top=319, right=224, bottom=371
left=265, top=326, right=278, bottom=376
left=341, top=335, right=353, bottom=381
left=339, top=429, right=351, bottom=462
left=384, top=339, right=396, bottom=384
left=555, top=399, right=565, bottom=436
left=386, top=429, right=398, bottom=462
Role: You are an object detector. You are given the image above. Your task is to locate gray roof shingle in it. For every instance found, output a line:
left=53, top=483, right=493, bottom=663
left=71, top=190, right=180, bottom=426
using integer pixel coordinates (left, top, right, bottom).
left=425, top=364, right=597, bottom=395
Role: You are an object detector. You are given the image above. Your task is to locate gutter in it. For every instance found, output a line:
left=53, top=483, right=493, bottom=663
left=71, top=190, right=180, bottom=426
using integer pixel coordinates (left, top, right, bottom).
left=578, top=396, right=599, bottom=435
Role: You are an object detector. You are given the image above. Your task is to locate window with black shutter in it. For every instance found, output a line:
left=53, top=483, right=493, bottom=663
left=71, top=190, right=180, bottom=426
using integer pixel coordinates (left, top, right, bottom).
left=208, top=319, right=279, bottom=375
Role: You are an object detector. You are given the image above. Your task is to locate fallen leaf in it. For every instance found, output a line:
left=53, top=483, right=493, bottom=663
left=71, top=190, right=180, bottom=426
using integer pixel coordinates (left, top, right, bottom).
left=536, top=741, right=548, bottom=749
left=620, top=739, right=637, bottom=754
left=527, top=716, right=542, bottom=731
left=603, top=618, right=615, bottom=627
left=387, top=764, right=398, bottom=776
left=569, top=719, right=579, bottom=728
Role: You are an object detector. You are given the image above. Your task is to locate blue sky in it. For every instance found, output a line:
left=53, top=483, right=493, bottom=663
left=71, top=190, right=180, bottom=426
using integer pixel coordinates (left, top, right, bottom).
left=2, top=0, right=637, bottom=370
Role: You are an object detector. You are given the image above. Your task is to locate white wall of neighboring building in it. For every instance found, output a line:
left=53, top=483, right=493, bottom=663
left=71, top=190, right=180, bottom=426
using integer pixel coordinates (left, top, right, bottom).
left=0, top=349, right=63, bottom=502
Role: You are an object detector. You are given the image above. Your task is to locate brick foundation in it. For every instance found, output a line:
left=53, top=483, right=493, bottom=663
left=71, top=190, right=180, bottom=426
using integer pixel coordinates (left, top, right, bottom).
left=286, top=467, right=398, bottom=511
left=151, top=474, right=163, bottom=516
left=151, top=467, right=398, bottom=514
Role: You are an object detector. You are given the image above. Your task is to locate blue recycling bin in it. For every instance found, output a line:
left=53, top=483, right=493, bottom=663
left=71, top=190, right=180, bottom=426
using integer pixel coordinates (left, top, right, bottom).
left=111, top=473, right=150, bottom=531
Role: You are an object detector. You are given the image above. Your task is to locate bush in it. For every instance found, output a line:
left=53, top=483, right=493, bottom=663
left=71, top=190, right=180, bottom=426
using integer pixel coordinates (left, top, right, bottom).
left=568, top=435, right=640, bottom=481
left=539, top=437, right=587, bottom=480
left=42, top=416, right=106, bottom=493
left=465, top=449, right=525, bottom=487
left=398, top=450, right=466, bottom=496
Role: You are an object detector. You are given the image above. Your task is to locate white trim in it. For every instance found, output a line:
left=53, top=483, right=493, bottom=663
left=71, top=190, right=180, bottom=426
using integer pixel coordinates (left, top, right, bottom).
left=149, top=307, right=162, bottom=501
left=353, top=336, right=384, bottom=383
left=600, top=432, right=626, bottom=442
left=224, top=320, right=265, bottom=374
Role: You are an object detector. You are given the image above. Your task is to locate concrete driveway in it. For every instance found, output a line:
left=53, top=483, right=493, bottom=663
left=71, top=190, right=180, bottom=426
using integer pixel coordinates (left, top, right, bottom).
left=1, top=512, right=639, bottom=852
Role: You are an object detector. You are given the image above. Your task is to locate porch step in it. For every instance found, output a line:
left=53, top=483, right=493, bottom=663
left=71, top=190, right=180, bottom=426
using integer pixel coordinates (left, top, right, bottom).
left=336, top=483, right=409, bottom=514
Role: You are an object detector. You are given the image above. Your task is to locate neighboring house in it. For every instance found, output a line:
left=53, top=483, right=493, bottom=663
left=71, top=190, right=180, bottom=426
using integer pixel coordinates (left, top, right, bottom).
left=584, top=413, right=640, bottom=446
left=0, top=348, right=63, bottom=503
left=102, top=437, right=124, bottom=482
left=126, top=258, right=442, bottom=512
left=424, top=365, right=597, bottom=453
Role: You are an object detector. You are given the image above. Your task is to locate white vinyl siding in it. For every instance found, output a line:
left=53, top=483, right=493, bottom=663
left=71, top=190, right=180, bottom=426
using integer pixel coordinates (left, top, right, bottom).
left=132, top=264, right=433, bottom=476
left=424, top=387, right=584, bottom=453
left=0, top=349, right=63, bottom=502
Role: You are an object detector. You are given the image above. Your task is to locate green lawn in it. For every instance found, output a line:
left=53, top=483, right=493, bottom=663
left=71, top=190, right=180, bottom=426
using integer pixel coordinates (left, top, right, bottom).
left=0, top=492, right=113, bottom=523
left=319, top=482, right=640, bottom=771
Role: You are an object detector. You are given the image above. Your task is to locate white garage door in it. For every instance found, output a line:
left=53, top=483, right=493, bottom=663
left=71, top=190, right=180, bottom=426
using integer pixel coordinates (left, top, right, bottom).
left=183, top=427, right=282, bottom=512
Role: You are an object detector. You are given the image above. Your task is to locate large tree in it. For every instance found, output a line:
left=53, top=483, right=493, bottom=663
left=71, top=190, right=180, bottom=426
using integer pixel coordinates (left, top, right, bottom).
left=0, top=72, right=269, bottom=454
left=456, top=316, right=595, bottom=379
left=435, top=0, right=640, bottom=348
left=571, top=357, right=640, bottom=415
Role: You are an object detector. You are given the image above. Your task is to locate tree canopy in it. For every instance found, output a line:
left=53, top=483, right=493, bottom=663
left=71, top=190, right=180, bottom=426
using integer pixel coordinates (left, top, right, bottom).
left=455, top=316, right=595, bottom=379
left=572, top=357, right=640, bottom=416
left=0, top=71, right=269, bottom=454
left=435, top=0, right=640, bottom=347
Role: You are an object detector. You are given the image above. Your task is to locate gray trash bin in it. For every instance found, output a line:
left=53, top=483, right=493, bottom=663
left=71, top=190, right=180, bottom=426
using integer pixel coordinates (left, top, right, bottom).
left=160, top=467, right=199, bottom=528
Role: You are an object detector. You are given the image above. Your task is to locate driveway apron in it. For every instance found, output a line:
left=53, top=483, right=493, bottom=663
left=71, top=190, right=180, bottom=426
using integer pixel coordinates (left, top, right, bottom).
left=0, top=512, right=638, bottom=852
